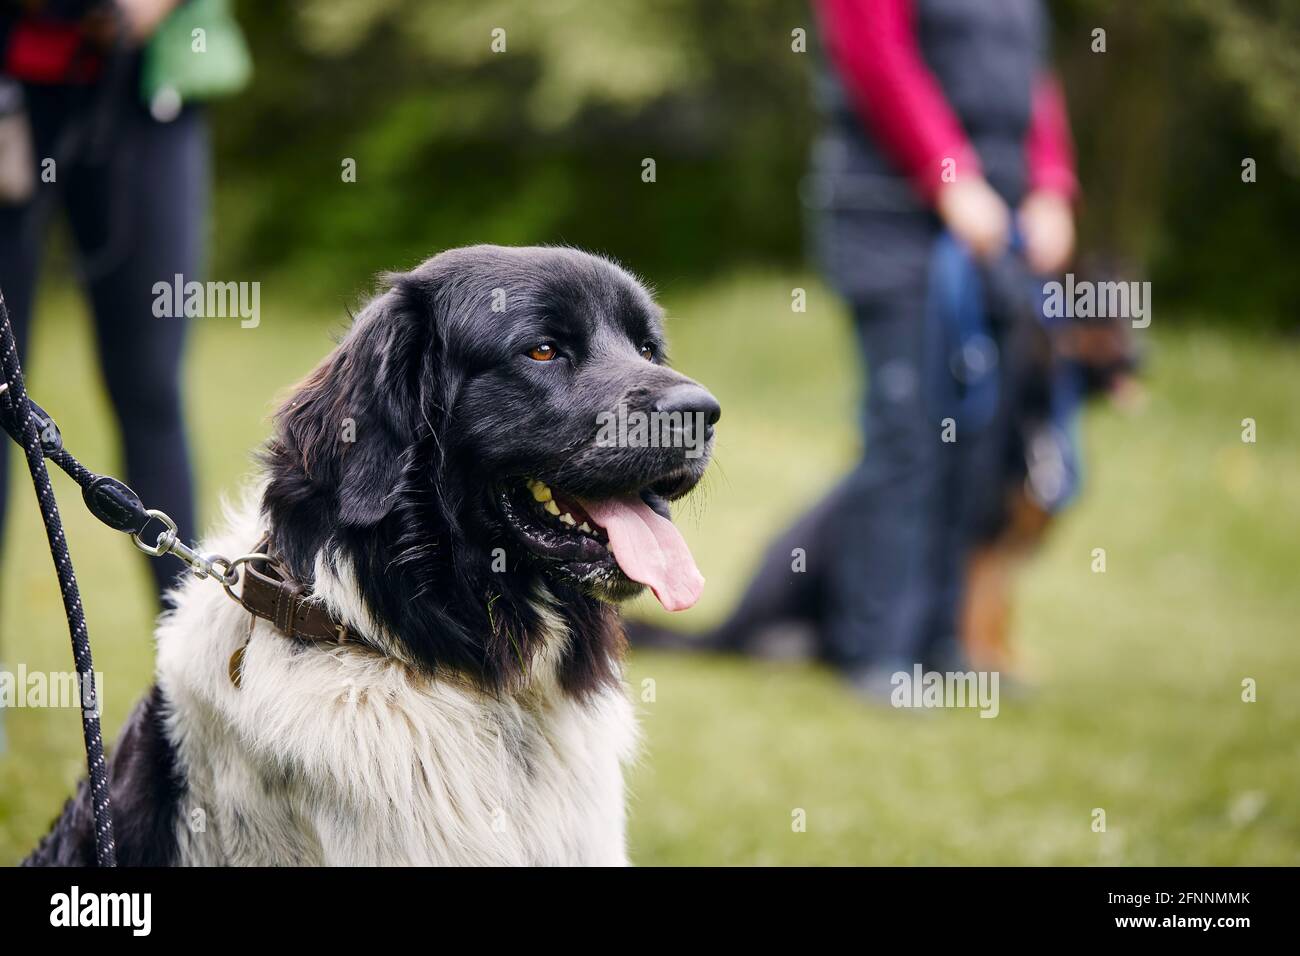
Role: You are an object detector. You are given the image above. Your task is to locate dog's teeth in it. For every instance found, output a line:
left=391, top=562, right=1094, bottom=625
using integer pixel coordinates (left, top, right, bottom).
left=559, top=513, right=576, bottom=527
left=527, top=479, right=552, bottom=503
left=543, top=499, right=561, bottom=516
left=578, top=522, right=592, bottom=534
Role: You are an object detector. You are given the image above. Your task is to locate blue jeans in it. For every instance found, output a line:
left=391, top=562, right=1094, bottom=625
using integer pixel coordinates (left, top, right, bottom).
left=823, top=291, right=974, bottom=672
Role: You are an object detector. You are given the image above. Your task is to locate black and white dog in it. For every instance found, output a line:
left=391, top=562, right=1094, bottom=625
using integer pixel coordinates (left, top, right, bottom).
left=27, top=245, right=719, bottom=866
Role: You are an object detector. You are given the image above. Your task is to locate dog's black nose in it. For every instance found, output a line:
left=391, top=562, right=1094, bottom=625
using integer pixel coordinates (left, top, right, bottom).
left=654, top=383, right=721, bottom=427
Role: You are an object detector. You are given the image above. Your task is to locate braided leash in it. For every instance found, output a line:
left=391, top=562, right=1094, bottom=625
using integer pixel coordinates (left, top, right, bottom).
left=0, top=290, right=116, bottom=866
left=0, top=285, right=278, bottom=866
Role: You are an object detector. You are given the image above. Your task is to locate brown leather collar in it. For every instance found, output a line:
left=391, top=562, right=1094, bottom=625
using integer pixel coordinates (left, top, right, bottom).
left=236, top=534, right=353, bottom=645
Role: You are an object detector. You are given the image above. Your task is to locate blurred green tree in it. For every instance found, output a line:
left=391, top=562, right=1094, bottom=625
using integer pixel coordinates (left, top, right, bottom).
left=215, top=0, right=1299, bottom=327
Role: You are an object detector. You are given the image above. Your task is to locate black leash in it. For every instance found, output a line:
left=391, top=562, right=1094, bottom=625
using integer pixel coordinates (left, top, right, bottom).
left=0, top=289, right=117, bottom=866
left=0, top=286, right=268, bottom=867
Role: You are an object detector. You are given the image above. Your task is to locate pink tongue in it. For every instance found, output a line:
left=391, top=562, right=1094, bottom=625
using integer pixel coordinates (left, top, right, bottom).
left=578, top=496, right=704, bottom=612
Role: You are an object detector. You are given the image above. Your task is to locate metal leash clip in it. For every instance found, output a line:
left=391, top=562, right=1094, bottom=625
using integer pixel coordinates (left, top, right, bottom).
left=130, top=508, right=240, bottom=586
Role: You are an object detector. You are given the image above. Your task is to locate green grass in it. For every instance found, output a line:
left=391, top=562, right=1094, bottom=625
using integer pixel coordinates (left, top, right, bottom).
left=2, top=271, right=1297, bottom=865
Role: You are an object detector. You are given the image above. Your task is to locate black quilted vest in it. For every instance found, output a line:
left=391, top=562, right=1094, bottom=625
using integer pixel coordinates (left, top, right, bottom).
left=806, top=0, right=1049, bottom=298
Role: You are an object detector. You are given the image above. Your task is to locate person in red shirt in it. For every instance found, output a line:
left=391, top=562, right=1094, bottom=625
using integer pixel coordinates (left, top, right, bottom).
left=803, top=0, right=1079, bottom=694
left=626, top=1, right=1083, bottom=691
left=815, top=0, right=1076, bottom=273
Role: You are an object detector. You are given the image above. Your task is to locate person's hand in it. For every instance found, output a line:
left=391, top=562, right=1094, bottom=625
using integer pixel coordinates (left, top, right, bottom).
left=85, top=0, right=179, bottom=48
left=1018, top=189, right=1075, bottom=275
left=935, top=176, right=1011, bottom=262
left=119, top=0, right=181, bottom=43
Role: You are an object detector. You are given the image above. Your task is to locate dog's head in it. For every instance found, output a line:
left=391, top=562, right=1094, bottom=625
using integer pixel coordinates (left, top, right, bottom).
left=262, top=245, right=718, bottom=692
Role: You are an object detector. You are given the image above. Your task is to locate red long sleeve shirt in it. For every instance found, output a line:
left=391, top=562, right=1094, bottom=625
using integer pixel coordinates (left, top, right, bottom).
left=816, top=0, right=1078, bottom=205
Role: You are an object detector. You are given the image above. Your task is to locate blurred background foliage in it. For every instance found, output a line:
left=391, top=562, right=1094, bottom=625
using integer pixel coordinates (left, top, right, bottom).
left=213, top=0, right=1299, bottom=321
left=5, top=0, right=1299, bottom=865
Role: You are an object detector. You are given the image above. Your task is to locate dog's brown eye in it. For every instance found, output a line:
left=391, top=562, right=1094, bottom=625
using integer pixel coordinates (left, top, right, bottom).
left=528, top=343, right=558, bottom=362
left=639, top=343, right=655, bottom=361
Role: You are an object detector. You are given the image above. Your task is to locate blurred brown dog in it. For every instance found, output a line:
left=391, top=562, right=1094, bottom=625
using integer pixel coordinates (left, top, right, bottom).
left=961, top=303, right=1142, bottom=674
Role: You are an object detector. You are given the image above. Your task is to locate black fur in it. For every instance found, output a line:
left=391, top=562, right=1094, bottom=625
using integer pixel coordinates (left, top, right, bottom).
left=24, top=685, right=185, bottom=866
left=262, top=245, right=716, bottom=696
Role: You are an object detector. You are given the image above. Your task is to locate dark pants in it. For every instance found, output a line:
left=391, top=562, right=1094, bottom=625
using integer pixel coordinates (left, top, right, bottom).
left=0, top=80, right=207, bottom=604
left=822, top=290, right=974, bottom=673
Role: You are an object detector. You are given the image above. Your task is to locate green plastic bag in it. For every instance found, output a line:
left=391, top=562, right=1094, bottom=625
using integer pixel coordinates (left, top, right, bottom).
left=140, top=0, right=252, bottom=120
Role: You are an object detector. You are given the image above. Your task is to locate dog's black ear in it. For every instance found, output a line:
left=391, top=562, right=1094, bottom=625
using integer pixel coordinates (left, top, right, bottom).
left=270, top=280, right=445, bottom=529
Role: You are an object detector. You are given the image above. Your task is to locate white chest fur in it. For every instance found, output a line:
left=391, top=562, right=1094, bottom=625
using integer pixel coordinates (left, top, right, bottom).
left=153, top=503, right=637, bottom=866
